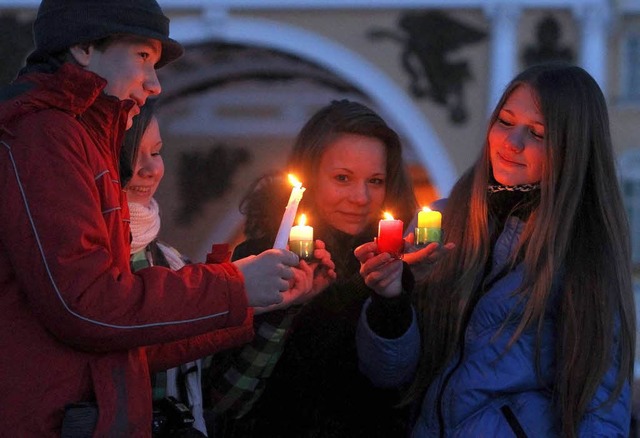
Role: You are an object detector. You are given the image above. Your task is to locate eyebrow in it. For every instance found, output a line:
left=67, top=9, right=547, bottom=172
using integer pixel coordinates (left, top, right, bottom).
left=331, top=166, right=383, bottom=172
left=330, top=168, right=386, bottom=177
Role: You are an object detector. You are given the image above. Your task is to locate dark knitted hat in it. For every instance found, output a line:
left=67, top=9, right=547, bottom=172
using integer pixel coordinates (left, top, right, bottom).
left=30, top=0, right=183, bottom=68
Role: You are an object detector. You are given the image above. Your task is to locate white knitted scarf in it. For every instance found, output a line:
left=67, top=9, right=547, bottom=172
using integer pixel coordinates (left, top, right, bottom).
left=128, top=198, right=161, bottom=254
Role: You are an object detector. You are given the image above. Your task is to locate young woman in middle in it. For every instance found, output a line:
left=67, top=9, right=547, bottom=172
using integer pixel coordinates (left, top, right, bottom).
left=204, top=99, right=419, bottom=437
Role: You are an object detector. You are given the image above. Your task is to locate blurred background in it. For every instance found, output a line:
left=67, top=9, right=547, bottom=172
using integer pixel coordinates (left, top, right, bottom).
left=4, top=0, right=640, bottom=260
left=2, top=0, right=640, bottom=375
left=5, top=0, right=640, bottom=259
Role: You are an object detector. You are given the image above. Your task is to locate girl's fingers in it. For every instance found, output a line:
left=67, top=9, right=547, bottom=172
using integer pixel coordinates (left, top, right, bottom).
left=354, top=241, right=378, bottom=261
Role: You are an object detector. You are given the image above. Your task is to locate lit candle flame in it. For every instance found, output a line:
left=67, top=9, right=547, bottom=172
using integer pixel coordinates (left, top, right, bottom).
left=298, top=213, right=307, bottom=226
left=383, top=212, right=395, bottom=220
left=422, top=206, right=432, bottom=212
left=288, top=173, right=302, bottom=188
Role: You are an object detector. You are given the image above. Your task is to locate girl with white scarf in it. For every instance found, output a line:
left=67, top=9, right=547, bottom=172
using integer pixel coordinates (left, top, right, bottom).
left=122, top=101, right=209, bottom=437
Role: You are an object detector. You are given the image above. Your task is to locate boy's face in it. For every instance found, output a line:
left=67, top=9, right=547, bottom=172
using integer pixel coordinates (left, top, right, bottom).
left=82, top=36, right=163, bottom=129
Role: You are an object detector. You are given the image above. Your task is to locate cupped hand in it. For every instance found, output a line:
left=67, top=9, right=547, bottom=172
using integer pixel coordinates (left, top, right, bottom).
left=402, top=232, right=455, bottom=280
left=254, top=240, right=337, bottom=314
left=309, top=239, right=337, bottom=294
left=354, top=241, right=404, bottom=298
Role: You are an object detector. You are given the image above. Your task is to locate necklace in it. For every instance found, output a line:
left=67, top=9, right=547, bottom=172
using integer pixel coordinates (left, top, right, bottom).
left=487, top=183, right=540, bottom=193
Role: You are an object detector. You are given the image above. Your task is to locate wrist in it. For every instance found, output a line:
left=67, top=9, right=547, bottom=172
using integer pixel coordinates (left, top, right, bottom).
left=366, top=289, right=413, bottom=339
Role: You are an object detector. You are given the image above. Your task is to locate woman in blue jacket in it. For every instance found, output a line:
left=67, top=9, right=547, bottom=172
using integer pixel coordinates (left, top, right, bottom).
left=355, top=62, right=635, bottom=437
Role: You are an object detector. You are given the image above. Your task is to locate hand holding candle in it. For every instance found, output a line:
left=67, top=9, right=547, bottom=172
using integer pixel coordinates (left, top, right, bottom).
left=274, top=174, right=306, bottom=249
left=289, top=214, right=314, bottom=260
left=377, top=212, right=404, bottom=258
left=415, top=207, right=442, bottom=245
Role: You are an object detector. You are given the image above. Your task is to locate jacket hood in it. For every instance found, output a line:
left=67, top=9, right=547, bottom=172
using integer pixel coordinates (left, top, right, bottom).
left=0, top=63, right=132, bottom=162
left=0, top=63, right=134, bottom=131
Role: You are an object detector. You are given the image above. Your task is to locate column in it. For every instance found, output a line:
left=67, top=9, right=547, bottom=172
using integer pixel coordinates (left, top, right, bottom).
left=574, top=1, right=611, bottom=94
left=484, top=2, right=522, bottom=113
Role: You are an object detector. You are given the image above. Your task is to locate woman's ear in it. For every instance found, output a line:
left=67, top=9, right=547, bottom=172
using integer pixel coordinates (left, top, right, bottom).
left=68, top=44, right=94, bottom=67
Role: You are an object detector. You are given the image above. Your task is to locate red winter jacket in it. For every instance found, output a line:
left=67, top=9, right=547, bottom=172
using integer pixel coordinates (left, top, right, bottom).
left=0, top=64, right=253, bottom=437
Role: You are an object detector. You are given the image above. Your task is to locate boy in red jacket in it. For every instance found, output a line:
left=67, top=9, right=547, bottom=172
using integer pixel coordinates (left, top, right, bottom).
left=0, top=1, right=301, bottom=436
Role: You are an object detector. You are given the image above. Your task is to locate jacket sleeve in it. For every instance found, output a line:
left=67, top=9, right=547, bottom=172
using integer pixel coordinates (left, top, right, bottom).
left=145, top=311, right=255, bottom=373
left=355, top=298, right=420, bottom=388
left=143, top=243, right=255, bottom=372
left=0, top=110, right=248, bottom=351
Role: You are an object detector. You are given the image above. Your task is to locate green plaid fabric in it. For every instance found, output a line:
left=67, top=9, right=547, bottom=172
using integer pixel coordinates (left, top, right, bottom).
left=130, top=246, right=167, bottom=401
left=205, top=307, right=299, bottom=418
left=130, top=249, right=150, bottom=273
left=203, top=237, right=302, bottom=419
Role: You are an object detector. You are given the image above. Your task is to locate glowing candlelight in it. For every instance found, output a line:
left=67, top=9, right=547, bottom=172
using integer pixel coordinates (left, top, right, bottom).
left=289, top=214, right=314, bottom=260
left=377, top=212, right=404, bottom=258
left=415, top=207, right=442, bottom=245
left=273, top=174, right=306, bottom=249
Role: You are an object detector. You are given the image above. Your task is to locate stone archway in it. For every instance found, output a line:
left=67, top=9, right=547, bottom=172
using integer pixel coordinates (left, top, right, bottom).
left=169, top=14, right=457, bottom=195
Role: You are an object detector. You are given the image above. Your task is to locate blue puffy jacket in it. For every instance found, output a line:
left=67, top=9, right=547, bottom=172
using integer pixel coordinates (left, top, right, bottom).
left=356, top=216, right=630, bottom=437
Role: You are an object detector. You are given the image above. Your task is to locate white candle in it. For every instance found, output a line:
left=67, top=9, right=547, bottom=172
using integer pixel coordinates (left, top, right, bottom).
left=289, top=214, right=314, bottom=260
left=273, top=174, right=306, bottom=249
left=289, top=214, right=314, bottom=241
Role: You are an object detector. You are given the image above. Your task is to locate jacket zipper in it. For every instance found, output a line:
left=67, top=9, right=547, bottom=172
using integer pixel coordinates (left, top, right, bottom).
left=500, top=405, right=528, bottom=438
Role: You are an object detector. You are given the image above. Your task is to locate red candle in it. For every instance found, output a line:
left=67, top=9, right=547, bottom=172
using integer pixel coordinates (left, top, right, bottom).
left=377, top=212, right=404, bottom=258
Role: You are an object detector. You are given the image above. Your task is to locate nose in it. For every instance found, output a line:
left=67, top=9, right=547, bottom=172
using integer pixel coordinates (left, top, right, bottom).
left=137, top=155, right=162, bottom=178
left=505, top=126, right=525, bottom=152
left=144, top=67, right=162, bottom=96
left=349, top=182, right=371, bottom=206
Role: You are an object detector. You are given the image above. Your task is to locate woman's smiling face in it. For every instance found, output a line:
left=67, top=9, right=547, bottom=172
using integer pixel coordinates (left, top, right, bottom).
left=489, top=84, right=546, bottom=186
left=125, top=116, right=164, bottom=206
left=313, top=133, right=387, bottom=236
